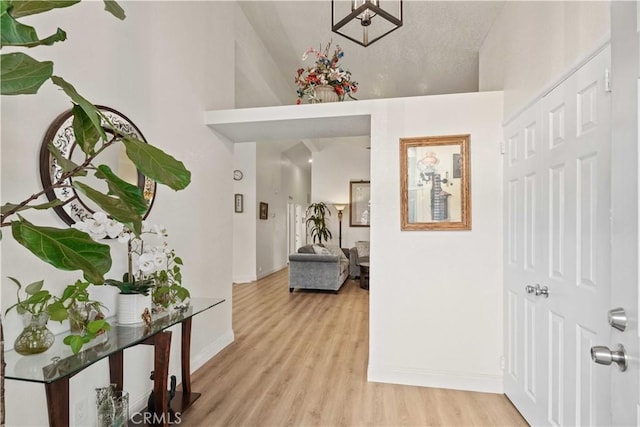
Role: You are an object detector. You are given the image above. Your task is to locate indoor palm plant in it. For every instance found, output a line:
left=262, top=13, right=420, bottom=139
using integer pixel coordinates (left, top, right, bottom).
left=305, top=202, right=333, bottom=245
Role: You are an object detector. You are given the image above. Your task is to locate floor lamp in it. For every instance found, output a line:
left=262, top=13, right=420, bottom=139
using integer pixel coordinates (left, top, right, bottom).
left=334, top=204, right=347, bottom=248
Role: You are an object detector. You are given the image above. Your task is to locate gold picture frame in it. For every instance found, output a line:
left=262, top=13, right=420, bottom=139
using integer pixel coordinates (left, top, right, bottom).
left=400, top=134, right=471, bottom=230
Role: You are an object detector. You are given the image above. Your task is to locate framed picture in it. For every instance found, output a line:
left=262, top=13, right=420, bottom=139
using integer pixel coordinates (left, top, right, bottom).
left=234, top=194, right=243, bottom=213
left=350, top=180, right=370, bottom=227
left=259, top=202, right=268, bottom=220
left=400, top=134, right=471, bottom=230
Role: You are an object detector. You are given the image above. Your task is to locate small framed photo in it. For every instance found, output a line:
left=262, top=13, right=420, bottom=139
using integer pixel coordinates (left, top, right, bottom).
left=400, top=134, right=471, bottom=231
left=259, top=202, right=268, bottom=220
left=234, top=194, right=243, bottom=213
left=350, top=181, right=370, bottom=227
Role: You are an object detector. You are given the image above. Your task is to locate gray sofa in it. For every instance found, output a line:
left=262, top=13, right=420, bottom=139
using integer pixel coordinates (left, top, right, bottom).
left=289, top=245, right=349, bottom=293
left=349, top=240, right=370, bottom=278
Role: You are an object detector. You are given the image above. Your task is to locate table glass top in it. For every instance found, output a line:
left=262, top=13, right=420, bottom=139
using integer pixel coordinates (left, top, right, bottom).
left=4, top=297, right=225, bottom=384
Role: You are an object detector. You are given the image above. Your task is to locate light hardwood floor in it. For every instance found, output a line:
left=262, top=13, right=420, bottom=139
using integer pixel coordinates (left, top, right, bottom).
left=182, top=269, right=527, bottom=426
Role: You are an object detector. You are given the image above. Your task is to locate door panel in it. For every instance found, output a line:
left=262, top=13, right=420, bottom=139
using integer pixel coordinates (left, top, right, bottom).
left=504, top=46, right=612, bottom=426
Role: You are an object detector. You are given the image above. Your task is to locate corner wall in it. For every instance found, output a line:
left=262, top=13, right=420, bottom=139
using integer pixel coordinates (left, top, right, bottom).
left=480, top=1, right=610, bottom=119
left=255, top=143, right=311, bottom=279
left=368, top=92, right=504, bottom=393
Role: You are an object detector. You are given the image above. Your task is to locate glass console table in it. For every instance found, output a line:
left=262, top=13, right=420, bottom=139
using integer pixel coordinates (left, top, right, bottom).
left=4, top=297, right=225, bottom=427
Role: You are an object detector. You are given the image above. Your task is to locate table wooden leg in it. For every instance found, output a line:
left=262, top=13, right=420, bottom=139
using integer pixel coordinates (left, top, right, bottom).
left=109, top=350, right=124, bottom=391
left=154, top=331, right=172, bottom=427
left=181, top=318, right=192, bottom=400
left=45, top=377, right=69, bottom=427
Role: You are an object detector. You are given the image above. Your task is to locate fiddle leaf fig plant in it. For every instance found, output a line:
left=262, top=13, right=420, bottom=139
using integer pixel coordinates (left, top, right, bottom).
left=0, top=0, right=192, bottom=283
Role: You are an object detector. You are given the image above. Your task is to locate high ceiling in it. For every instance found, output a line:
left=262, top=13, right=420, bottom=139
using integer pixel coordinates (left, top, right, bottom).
left=240, top=1, right=506, bottom=170
left=239, top=1, right=505, bottom=101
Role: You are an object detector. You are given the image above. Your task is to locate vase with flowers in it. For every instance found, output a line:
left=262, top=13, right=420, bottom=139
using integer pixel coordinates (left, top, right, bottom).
left=294, top=41, right=358, bottom=104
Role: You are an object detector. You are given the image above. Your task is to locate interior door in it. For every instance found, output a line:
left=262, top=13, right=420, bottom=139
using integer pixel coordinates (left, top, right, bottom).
left=504, top=46, right=612, bottom=426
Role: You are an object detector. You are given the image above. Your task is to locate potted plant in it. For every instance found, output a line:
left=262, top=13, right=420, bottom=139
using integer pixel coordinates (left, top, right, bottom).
left=4, top=278, right=63, bottom=355
left=306, top=202, right=333, bottom=245
left=58, top=281, right=110, bottom=354
left=150, top=248, right=190, bottom=313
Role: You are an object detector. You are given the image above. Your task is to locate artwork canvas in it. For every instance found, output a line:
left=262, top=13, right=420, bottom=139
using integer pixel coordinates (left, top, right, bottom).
left=259, top=202, right=268, bottom=220
left=234, top=194, right=243, bottom=213
left=400, top=135, right=471, bottom=230
left=349, top=181, right=370, bottom=227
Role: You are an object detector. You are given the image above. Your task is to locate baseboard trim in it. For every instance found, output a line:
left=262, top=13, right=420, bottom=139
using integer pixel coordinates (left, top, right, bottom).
left=257, top=265, right=287, bottom=280
left=191, top=329, right=235, bottom=373
left=367, top=364, right=503, bottom=394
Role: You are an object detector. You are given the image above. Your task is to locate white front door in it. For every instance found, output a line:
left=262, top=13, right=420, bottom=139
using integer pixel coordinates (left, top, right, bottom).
left=504, top=46, right=613, bottom=426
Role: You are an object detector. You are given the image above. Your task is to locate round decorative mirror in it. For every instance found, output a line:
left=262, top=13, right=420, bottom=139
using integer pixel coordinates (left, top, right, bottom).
left=39, top=106, right=157, bottom=226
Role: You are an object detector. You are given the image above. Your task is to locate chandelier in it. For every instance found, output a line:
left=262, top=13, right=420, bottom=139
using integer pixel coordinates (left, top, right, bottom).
left=331, top=0, right=403, bottom=47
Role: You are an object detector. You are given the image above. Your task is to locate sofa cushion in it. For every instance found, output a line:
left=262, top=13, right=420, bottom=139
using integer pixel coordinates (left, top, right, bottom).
left=298, top=245, right=315, bottom=254
left=312, top=245, right=332, bottom=255
left=326, top=245, right=348, bottom=261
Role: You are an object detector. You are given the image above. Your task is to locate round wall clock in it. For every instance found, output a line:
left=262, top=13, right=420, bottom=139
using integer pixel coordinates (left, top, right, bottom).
left=39, top=106, right=157, bottom=226
left=233, top=169, right=244, bottom=181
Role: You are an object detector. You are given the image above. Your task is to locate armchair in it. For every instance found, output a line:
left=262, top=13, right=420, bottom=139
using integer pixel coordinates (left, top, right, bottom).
left=349, top=240, right=370, bottom=278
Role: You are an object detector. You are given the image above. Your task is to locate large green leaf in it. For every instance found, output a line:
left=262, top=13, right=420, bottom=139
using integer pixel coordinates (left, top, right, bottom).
left=48, top=142, right=87, bottom=176
left=72, top=181, right=142, bottom=232
left=1, top=199, right=63, bottom=215
left=6, top=1, right=80, bottom=18
left=0, top=7, right=67, bottom=48
left=72, top=104, right=100, bottom=155
left=95, top=164, right=148, bottom=215
left=51, top=76, right=106, bottom=140
left=122, top=136, right=191, bottom=191
left=103, top=0, right=125, bottom=20
left=0, top=52, right=52, bottom=95
left=11, top=216, right=111, bottom=284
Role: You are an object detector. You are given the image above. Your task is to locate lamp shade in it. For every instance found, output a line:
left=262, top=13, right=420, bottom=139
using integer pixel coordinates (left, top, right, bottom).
left=332, top=0, right=403, bottom=47
left=334, top=204, right=347, bottom=212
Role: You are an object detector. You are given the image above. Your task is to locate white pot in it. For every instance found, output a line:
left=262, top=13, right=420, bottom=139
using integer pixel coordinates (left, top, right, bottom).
left=117, top=293, right=151, bottom=325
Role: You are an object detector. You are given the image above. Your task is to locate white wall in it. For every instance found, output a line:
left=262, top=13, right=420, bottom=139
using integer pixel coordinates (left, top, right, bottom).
left=368, top=92, right=504, bottom=393
left=311, top=141, right=371, bottom=248
left=254, top=143, right=310, bottom=278
left=480, top=1, right=610, bottom=119
left=0, top=2, right=238, bottom=424
left=233, top=143, right=258, bottom=283
left=233, top=4, right=294, bottom=108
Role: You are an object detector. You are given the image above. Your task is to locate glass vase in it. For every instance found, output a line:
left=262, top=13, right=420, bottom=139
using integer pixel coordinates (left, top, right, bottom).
left=96, top=384, right=129, bottom=427
left=14, top=312, right=55, bottom=355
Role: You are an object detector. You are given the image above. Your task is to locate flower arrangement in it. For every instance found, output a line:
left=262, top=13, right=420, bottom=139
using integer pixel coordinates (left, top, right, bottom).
left=295, top=41, right=358, bottom=104
left=72, top=212, right=190, bottom=308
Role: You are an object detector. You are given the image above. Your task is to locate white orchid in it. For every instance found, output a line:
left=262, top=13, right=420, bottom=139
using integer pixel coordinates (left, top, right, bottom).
left=137, top=253, right=157, bottom=274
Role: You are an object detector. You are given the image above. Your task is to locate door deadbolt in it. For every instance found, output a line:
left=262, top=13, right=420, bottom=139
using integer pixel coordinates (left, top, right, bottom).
left=591, top=344, right=628, bottom=371
left=607, top=307, right=627, bottom=331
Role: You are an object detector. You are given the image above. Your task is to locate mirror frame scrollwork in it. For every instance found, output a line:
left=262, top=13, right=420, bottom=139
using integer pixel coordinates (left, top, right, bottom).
left=39, top=106, right=157, bottom=226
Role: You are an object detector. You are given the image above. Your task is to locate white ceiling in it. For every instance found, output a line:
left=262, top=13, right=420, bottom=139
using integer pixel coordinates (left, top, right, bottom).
left=238, top=0, right=505, bottom=170
left=239, top=1, right=505, bottom=100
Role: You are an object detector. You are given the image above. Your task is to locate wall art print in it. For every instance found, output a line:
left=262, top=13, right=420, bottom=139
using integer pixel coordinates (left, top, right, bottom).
left=400, top=134, right=471, bottom=230
left=349, top=180, right=370, bottom=227
left=259, top=202, right=268, bottom=220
